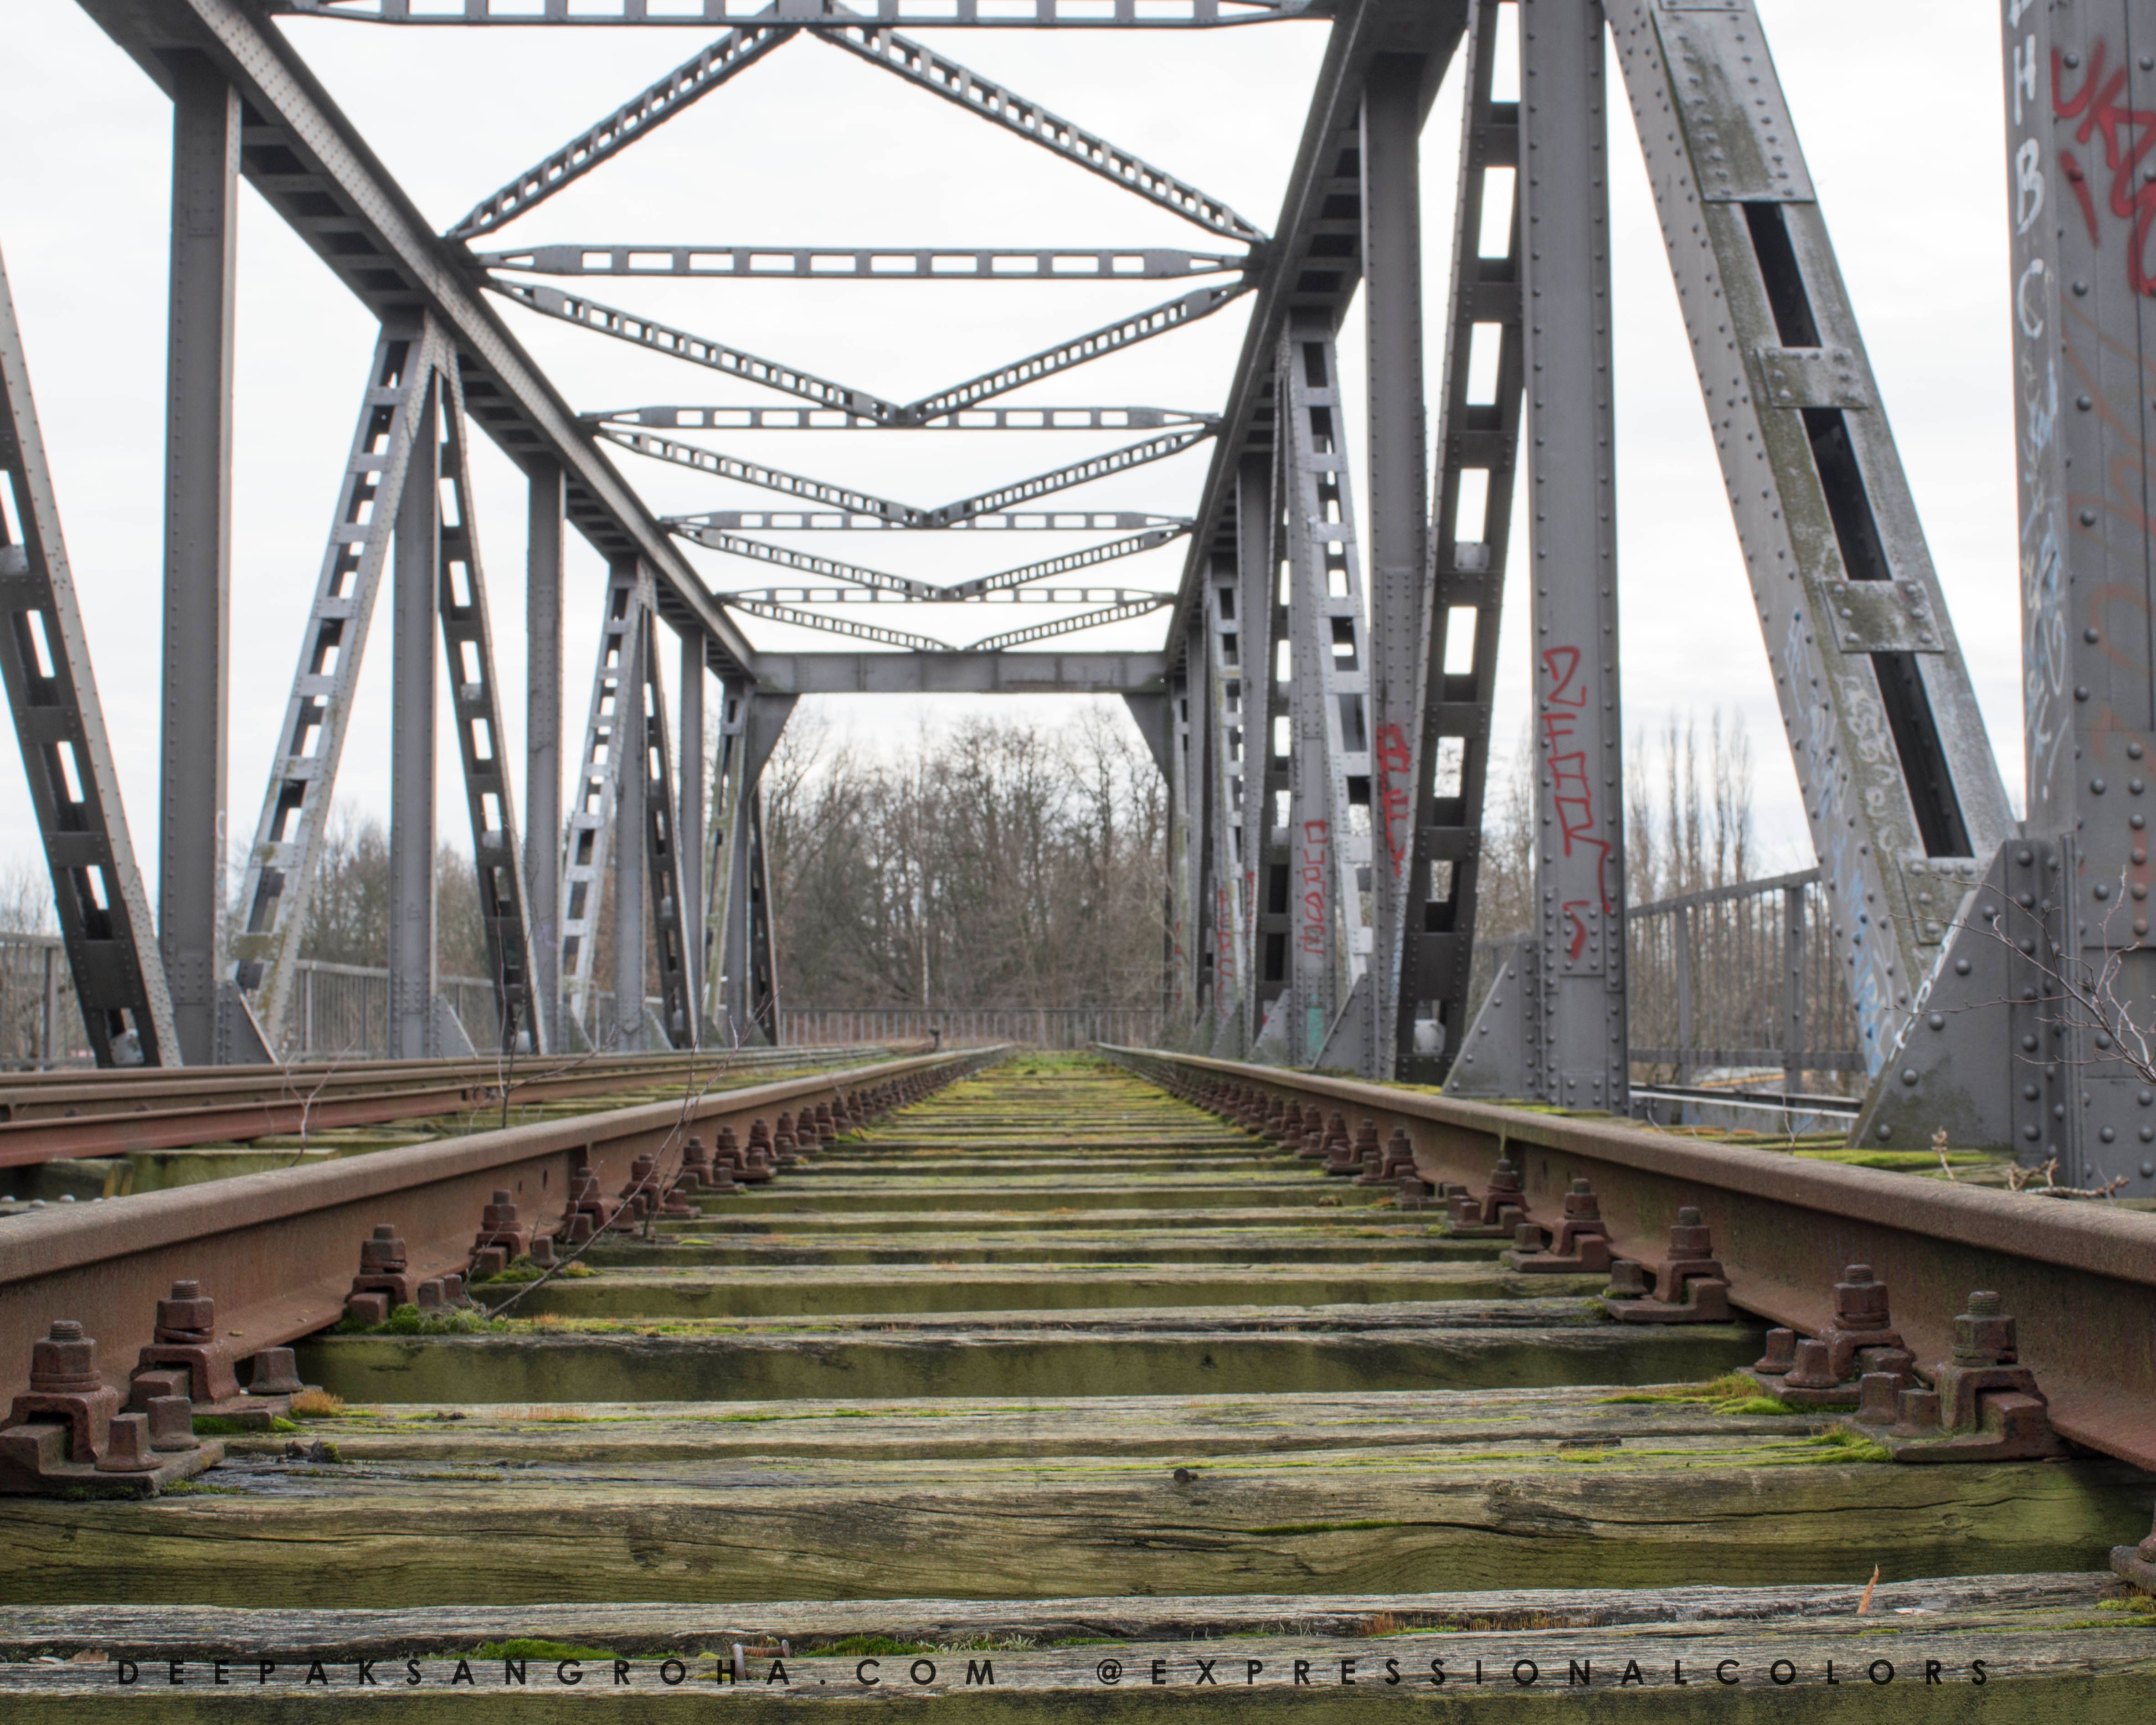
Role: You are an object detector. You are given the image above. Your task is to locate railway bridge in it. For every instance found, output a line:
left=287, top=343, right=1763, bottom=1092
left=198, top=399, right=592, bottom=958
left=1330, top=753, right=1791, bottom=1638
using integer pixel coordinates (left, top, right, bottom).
left=2, top=0, right=2156, bottom=1715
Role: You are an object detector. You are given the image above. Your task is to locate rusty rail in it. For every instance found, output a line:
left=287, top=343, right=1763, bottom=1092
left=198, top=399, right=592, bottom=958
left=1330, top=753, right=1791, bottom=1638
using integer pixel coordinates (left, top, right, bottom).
left=0, top=1043, right=922, bottom=1167
left=1104, top=1047, right=2156, bottom=1471
left=0, top=1047, right=987, bottom=1416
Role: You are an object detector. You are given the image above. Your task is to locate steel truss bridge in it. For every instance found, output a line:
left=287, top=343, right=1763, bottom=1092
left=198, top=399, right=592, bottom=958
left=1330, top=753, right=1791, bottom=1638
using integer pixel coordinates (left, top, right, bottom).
left=0, top=0, right=2147, bottom=1189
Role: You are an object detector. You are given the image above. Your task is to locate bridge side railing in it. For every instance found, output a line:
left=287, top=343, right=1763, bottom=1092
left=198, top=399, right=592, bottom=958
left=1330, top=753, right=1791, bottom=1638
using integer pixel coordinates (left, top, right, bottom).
left=780, top=1007, right=1165, bottom=1050
left=1470, top=868, right=1866, bottom=1094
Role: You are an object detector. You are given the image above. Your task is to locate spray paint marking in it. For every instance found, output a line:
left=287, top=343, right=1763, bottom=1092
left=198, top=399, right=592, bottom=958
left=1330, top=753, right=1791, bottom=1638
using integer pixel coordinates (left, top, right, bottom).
left=1297, top=819, right=1330, bottom=956
left=1537, top=645, right=1613, bottom=917
left=1374, top=721, right=1413, bottom=875
left=2053, top=41, right=2156, bottom=294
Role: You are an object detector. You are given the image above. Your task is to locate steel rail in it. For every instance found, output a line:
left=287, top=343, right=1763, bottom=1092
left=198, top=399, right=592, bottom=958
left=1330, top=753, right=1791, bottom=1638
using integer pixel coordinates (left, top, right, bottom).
left=0, top=1044, right=918, bottom=1165
left=0, top=1048, right=987, bottom=1418
left=1105, top=1046, right=2156, bottom=1472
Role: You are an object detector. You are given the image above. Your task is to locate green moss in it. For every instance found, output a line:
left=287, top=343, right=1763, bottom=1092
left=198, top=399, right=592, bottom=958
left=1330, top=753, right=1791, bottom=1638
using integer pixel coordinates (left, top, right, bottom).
left=190, top=1416, right=247, bottom=1437
left=813, top=1636, right=936, bottom=1657
left=268, top=1416, right=301, bottom=1433
left=472, top=1256, right=595, bottom=1285
left=472, top=1640, right=617, bottom=1663
left=1801, top=1425, right=1893, bottom=1464
left=158, top=1479, right=242, bottom=1496
left=343, top=1303, right=503, bottom=1337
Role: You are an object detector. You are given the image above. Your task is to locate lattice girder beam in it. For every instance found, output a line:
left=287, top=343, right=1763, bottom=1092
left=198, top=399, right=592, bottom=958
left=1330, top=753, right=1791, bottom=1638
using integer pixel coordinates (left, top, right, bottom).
left=485, top=245, right=1243, bottom=281
left=0, top=248, right=178, bottom=1068
left=594, top=406, right=1213, bottom=432
left=1606, top=0, right=2012, bottom=1084
left=669, top=508, right=1188, bottom=533
left=634, top=613, right=696, bottom=1047
left=228, top=319, right=449, bottom=1045
left=1405, top=0, right=1519, bottom=1090
left=1201, top=561, right=1249, bottom=1056
left=276, top=1, right=1326, bottom=26
left=437, top=358, right=547, bottom=1055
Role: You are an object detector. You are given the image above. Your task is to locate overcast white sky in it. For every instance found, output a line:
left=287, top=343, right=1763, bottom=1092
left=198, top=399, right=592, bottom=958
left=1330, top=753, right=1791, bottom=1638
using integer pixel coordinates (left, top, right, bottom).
left=0, top=1, right=2016, bottom=911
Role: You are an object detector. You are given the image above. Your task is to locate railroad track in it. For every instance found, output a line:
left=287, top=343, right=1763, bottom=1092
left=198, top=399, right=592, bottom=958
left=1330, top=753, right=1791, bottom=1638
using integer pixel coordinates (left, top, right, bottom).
left=2, top=1050, right=2153, bottom=1717
left=0, top=1043, right=921, bottom=1176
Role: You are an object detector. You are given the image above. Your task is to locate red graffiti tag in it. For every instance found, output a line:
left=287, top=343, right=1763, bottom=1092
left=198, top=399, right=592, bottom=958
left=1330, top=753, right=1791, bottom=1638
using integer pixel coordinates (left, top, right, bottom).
left=1297, top=819, right=1330, bottom=956
left=1538, top=646, right=1614, bottom=916
left=1374, top=721, right=1413, bottom=875
left=1214, top=883, right=1236, bottom=985
left=1560, top=900, right=1593, bottom=963
left=2055, top=41, right=2156, bottom=294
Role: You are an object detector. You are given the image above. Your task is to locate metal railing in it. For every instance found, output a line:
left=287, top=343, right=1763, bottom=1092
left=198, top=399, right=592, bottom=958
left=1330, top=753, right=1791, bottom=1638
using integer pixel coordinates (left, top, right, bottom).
left=780, top=1006, right=1163, bottom=1050
left=288, top=963, right=679, bottom=1059
left=0, top=935, right=90, bottom=1070
left=1469, top=869, right=1865, bottom=1093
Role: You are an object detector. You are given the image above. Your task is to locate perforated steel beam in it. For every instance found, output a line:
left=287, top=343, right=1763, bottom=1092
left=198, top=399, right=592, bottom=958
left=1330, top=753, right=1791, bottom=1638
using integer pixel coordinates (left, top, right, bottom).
left=525, top=459, right=565, bottom=1053
left=750, top=651, right=1168, bottom=694
left=1605, top=0, right=2012, bottom=1089
left=0, top=248, right=177, bottom=1069
left=560, top=563, right=649, bottom=1040
left=274, top=0, right=1325, bottom=26
left=485, top=245, right=1242, bottom=281
left=1410, top=0, right=1519, bottom=1088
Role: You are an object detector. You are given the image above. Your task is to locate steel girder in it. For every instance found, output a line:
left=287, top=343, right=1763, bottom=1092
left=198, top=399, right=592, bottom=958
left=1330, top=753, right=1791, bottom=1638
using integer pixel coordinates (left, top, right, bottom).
left=704, top=685, right=794, bottom=1043
left=485, top=246, right=1242, bottom=282
left=596, top=407, right=1214, bottom=433
left=1233, top=454, right=1287, bottom=1055
left=1603, top=0, right=2012, bottom=1093
left=632, top=611, right=696, bottom=1048
left=1858, top=2, right=2156, bottom=1185
left=749, top=652, right=1168, bottom=694
left=0, top=248, right=178, bottom=1069
left=273, top=1, right=1328, bottom=26
left=229, top=320, right=448, bottom=1048
left=561, top=562, right=650, bottom=1042
left=76, top=0, right=760, bottom=674
left=1399, top=0, right=1519, bottom=1090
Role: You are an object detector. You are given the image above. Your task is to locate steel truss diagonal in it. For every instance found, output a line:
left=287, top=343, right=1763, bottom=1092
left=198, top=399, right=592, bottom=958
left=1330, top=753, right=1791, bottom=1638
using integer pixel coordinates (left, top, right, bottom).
left=967, top=595, right=1171, bottom=652
left=1407, top=0, right=1519, bottom=1089
left=632, top=611, right=695, bottom=1047
left=1279, top=316, right=1375, bottom=1068
left=0, top=248, right=178, bottom=1068
left=229, top=319, right=450, bottom=1046
left=670, top=509, right=1187, bottom=532
left=927, top=427, right=1212, bottom=525
left=484, top=245, right=1244, bottom=281
left=725, top=597, right=953, bottom=653
left=595, top=406, right=1213, bottom=433
left=824, top=29, right=1267, bottom=242
left=278, top=0, right=1323, bottom=26
left=436, top=358, right=546, bottom=1054
left=450, top=26, right=793, bottom=240
left=673, top=523, right=1178, bottom=601
left=496, top=283, right=901, bottom=421
left=1233, top=454, right=1285, bottom=1056
left=617, top=427, right=1202, bottom=529
left=560, top=563, right=650, bottom=1037
left=904, top=285, right=1248, bottom=421
left=599, top=428, right=921, bottom=522
left=1605, top=0, right=2011, bottom=1081
left=674, top=530, right=938, bottom=599
left=1199, top=555, right=1248, bottom=1056
left=729, top=586, right=1162, bottom=607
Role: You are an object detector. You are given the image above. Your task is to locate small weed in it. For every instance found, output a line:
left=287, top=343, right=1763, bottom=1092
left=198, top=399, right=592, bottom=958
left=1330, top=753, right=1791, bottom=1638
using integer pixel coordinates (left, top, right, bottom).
left=813, top=1636, right=936, bottom=1657
left=190, top=1416, right=247, bottom=1437
left=158, top=1480, right=242, bottom=1497
left=1803, top=1425, right=1893, bottom=1464
left=288, top=1389, right=345, bottom=1420
left=343, top=1304, right=501, bottom=1337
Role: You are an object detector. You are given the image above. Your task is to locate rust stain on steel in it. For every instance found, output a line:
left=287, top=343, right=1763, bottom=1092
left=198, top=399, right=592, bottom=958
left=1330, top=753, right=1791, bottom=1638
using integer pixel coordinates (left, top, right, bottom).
left=0, top=1051, right=969, bottom=1415
left=1113, top=1047, right=2156, bottom=1472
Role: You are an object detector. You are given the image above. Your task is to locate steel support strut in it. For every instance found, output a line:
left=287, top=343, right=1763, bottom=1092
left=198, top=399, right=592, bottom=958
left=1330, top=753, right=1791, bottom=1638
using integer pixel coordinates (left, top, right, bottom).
left=160, top=52, right=240, bottom=1067
left=525, top=459, right=565, bottom=1054
left=1518, top=0, right=1625, bottom=1110
left=560, top=562, right=649, bottom=1043
left=1200, top=547, right=1249, bottom=1056
left=611, top=597, right=648, bottom=1054
left=388, top=369, right=440, bottom=1061
left=0, top=249, right=177, bottom=1068
left=1415, top=0, right=1522, bottom=1091
left=1236, top=453, right=1289, bottom=1056
left=437, top=361, right=545, bottom=1054
left=229, top=320, right=447, bottom=1049
left=635, top=613, right=694, bottom=1048
left=1360, top=49, right=1430, bottom=1082
left=1279, top=319, right=1376, bottom=1068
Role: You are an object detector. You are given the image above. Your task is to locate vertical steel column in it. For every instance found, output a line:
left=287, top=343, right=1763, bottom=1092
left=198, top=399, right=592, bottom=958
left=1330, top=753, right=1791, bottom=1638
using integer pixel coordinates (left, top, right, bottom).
left=611, top=604, right=647, bottom=1054
left=1984, top=3, right=2156, bottom=1188
left=1519, top=0, right=1626, bottom=1110
left=1236, top=452, right=1290, bottom=1055
left=637, top=615, right=693, bottom=1048
left=678, top=630, right=705, bottom=1030
left=525, top=458, right=564, bottom=1054
left=1361, top=50, right=1430, bottom=1082
left=1201, top=558, right=1248, bottom=1056
left=1163, top=659, right=1196, bottom=1035
left=387, top=373, right=440, bottom=1060
left=715, top=692, right=794, bottom=1042
left=1417, top=0, right=1525, bottom=1090
left=1782, top=881, right=1806, bottom=1097
left=160, top=54, right=239, bottom=1067
left=701, top=676, right=746, bottom=1039
left=1279, top=318, right=1377, bottom=1066
left=0, top=247, right=177, bottom=1068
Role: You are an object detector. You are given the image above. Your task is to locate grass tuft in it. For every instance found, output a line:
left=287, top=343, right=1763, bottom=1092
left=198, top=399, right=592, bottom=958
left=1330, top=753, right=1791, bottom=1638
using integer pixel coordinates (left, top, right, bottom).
left=288, top=1389, right=345, bottom=1419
